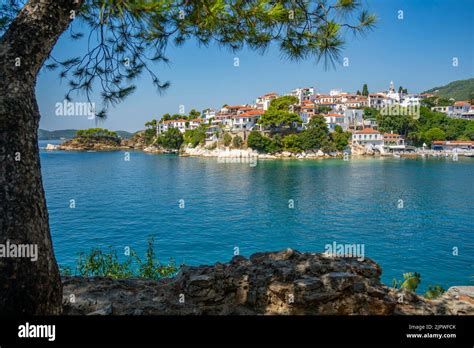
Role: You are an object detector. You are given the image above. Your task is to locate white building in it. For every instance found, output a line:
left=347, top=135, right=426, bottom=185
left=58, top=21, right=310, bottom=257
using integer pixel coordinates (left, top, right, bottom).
left=158, top=119, right=188, bottom=134
left=352, top=128, right=384, bottom=147
left=368, top=93, right=386, bottom=108
left=288, top=87, right=314, bottom=104
left=227, top=110, right=264, bottom=131
left=324, top=113, right=346, bottom=132
left=400, top=94, right=421, bottom=107
left=255, top=93, right=278, bottom=110
left=202, top=108, right=216, bottom=121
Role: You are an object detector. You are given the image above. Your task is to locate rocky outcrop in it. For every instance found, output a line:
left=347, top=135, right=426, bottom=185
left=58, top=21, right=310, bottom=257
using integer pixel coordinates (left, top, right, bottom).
left=58, top=137, right=124, bottom=151
left=62, top=249, right=474, bottom=315
left=120, top=131, right=147, bottom=150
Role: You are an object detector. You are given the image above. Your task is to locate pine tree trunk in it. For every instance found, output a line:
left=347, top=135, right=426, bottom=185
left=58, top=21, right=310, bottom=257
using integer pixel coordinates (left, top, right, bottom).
left=0, top=0, right=83, bottom=315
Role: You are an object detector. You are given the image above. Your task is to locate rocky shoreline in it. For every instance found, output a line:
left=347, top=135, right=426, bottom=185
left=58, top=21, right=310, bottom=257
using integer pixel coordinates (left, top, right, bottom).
left=62, top=249, right=474, bottom=315
left=183, top=145, right=339, bottom=160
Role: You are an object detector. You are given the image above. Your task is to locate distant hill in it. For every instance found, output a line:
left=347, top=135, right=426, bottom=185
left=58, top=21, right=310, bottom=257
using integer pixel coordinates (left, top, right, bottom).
left=39, top=129, right=134, bottom=140
left=423, top=78, right=474, bottom=101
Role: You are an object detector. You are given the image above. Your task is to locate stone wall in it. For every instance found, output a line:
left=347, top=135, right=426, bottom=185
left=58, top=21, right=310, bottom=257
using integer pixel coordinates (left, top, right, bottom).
left=62, top=249, right=474, bottom=315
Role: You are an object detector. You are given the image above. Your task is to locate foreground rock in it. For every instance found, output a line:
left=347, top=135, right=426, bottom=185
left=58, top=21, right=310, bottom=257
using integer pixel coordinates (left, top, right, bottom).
left=62, top=249, right=474, bottom=315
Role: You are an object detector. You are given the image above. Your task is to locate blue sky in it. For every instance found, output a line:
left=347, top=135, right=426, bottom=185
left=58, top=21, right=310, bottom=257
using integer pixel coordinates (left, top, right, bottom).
left=37, top=0, right=473, bottom=132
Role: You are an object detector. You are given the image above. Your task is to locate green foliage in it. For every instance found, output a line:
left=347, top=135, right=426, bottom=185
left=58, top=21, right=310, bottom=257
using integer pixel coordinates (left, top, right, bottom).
left=144, top=128, right=157, bottom=145
left=23, top=0, right=376, bottom=117
left=77, top=248, right=133, bottom=279
left=370, top=106, right=474, bottom=146
left=330, top=126, right=352, bottom=151
left=363, top=107, right=379, bottom=120
left=423, top=127, right=446, bottom=144
left=297, top=116, right=331, bottom=150
left=282, top=134, right=304, bottom=152
left=259, top=96, right=302, bottom=129
left=232, top=135, right=243, bottom=148
left=188, top=109, right=201, bottom=119
left=392, top=272, right=421, bottom=292
left=424, top=285, right=446, bottom=300
left=156, top=127, right=184, bottom=150
left=269, top=96, right=299, bottom=110
left=75, top=237, right=178, bottom=280
left=317, top=106, right=333, bottom=114
left=247, top=131, right=281, bottom=153
left=223, top=132, right=232, bottom=147
left=184, top=125, right=207, bottom=148
left=362, top=83, right=369, bottom=96
left=423, top=78, right=474, bottom=101
left=76, top=128, right=118, bottom=139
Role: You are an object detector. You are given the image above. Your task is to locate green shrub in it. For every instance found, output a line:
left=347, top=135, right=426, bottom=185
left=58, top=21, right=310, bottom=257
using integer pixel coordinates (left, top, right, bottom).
left=184, top=125, right=207, bottom=147
left=247, top=131, right=281, bottom=153
left=223, top=133, right=232, bottom=146
left=156, top=127, right=184, bottom=150
left=74, top=236, right=178, bottom=279
left=232, top=135, right=243, bottom=148
left=424, top=285, right=446, bottom=299
left=282, top=134, right=303, bottom=153
left=392, top=272, right=421, bottom=292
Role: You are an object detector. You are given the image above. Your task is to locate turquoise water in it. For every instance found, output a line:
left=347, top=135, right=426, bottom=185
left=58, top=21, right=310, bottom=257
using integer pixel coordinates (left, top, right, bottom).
left=39, top=141, right=474, bottom=291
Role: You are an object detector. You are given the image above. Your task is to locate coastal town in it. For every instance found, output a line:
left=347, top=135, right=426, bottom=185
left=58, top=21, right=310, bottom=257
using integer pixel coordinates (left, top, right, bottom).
left=148, top=81, right=474, bottom=157
left=50, top=80, right=474, bottom=159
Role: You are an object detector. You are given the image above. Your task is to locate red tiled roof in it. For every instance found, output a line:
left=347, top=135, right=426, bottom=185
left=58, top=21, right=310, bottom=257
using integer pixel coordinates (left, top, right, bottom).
left=355, top=128, right=380, bottom=134
left=235, top=110, right=265, bottom=117
left=454, top=101, right=470, bottom=106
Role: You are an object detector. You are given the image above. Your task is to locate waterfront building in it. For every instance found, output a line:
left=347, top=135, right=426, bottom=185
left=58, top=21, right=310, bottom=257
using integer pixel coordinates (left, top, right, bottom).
left=432, top=140, right=474, bottom=151
left=383, top=132, right=405, bottom=145
left=352, top=128, right=384, bottom=147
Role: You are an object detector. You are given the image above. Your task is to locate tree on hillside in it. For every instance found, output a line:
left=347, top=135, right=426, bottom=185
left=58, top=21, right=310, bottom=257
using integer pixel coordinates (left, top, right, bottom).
left=188, top=109, right=201, bottom=119
left=157, top=127, right=184, bottom=150
left=0, top=0, right=376, bottom=314
left=298, top=115, right=331, bottom=150
left=161, top=113, right=172, bottom=121
left=423, top=128, right=446, bottom=144
left=362, top=83, right=369, bottom=96
left=259, top=96, right=302, bottom=130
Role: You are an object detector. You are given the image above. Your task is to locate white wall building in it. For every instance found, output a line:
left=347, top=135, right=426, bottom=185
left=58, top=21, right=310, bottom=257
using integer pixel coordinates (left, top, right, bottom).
left=255, top=93, right=278, bottom=110
left=352, top=128, right=384, bottom=147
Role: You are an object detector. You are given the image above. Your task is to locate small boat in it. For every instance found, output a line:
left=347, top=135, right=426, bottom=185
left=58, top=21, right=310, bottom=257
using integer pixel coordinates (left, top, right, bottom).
left=464, top=153, right=474, bottom=157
